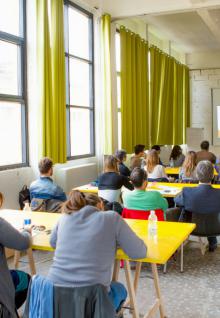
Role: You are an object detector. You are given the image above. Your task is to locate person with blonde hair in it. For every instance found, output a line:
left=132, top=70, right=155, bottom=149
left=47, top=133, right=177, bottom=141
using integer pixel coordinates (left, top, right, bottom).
left=145, top=150, right=168, bottom=181
left=98, top=155, right=133, bottom=202
left=179, top=151, right=198, bottom=182
left=0, top=193, right=31, bottom=317
left=48, top=190, right=146, bottom=312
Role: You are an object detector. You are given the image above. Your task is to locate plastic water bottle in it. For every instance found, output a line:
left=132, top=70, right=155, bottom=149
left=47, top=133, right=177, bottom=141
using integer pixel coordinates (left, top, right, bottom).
left=148, top=210, right=158, bottom=239
left=23, top=202, right=31, bottom=211
left=170, top=158, right=174, bottom=167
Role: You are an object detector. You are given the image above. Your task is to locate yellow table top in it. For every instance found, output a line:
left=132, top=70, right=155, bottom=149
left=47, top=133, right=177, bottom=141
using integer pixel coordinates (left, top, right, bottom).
left=116, top=219, right=195, bottom=264
left=76, top=184, right=182, bottom=198
left=0, top=209, right=195, bottom=264
left=148, top=181, right=220, bottom=190
left=165, top=166, right=218, bottom=176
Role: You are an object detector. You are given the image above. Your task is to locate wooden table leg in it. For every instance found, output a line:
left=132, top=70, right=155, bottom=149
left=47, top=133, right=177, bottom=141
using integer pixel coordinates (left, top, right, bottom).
left=124, top=260, right=140, bottom=318
left=26, top=248, right=36, bottom=276
left=151, top=264, right=166, bottom=318
left=133, top=262, right=142, bottom=294
left=14, top=251, right=21, bottom=269
left=112, top=259, right=120, bottom=281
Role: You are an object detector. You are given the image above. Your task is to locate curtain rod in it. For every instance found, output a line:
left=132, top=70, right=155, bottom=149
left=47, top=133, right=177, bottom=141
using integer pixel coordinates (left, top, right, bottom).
left=190, top=67, right=220, bottom=71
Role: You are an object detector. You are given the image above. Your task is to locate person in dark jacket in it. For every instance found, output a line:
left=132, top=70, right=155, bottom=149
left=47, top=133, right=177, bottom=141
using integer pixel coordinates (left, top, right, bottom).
left=115, top=149, right=131, bottom=177
left=0, top=193, right=31, bottom=317
left=175, top=160, right=218, bottom=251
left=98, top=155, right=134, bottom=202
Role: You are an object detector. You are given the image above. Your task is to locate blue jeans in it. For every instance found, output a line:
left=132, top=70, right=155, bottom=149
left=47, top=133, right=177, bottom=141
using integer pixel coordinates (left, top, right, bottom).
left=108, top=282, right=127, bottom=312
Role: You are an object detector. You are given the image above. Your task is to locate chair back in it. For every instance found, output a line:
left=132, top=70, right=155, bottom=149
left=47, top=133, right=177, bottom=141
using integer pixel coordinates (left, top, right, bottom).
left=191, top=212, right=220, bottom=237
left=122, top=208, right=165, bottom=221
left=98, top=189, right=121, bottom=202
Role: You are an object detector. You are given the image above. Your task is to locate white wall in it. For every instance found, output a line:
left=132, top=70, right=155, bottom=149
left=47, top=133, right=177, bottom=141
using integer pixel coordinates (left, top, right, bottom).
left=187, top=51, right=220, bottom=155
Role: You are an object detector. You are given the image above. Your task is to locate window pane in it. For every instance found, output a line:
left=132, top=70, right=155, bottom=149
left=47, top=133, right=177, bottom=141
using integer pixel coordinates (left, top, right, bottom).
left=69, top=58, right=90, bottom=107
left=118, top=111, right=121, bottom=149
left=70, top=108, right=91, bottom=156
left=0, top=40, right=20, bottom=95
left=0, top=102, right=22, bottom=166
left=115, top=32, right=121, bottom=72
left=0, top=0, right=21, bottom=36
left=68, top=7, right=90, bottom=60
left=117, top=75, right=121, bottom=108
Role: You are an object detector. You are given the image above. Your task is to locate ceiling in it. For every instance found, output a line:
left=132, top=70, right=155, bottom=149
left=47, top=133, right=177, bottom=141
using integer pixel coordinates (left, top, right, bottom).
left=82, top=0, right=220, bottom=53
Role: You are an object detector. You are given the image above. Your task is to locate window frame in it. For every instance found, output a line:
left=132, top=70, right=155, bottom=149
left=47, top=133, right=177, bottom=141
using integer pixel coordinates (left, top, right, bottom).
left=64, top=0, right=95, bottom=160
left=0, top=0, right=28, bottom=170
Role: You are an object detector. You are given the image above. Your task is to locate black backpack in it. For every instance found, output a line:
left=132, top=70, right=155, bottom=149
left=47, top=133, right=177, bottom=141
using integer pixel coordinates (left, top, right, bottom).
left=19, top=185, right=30, bottom=209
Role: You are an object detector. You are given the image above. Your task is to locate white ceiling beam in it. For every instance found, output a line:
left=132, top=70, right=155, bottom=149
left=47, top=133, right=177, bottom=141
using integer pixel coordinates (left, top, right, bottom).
left=197, top=8, right=220, bottom=44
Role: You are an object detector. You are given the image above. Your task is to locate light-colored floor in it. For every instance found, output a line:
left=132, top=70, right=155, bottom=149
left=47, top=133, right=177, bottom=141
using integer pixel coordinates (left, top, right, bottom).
left=10, top=240, right=220, bottom=318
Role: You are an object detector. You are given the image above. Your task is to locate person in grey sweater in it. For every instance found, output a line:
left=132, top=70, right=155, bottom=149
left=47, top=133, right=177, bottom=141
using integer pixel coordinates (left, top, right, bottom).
left=0, top=193, right=31, bottom=317
left=48, top=191, right=147, bottom=311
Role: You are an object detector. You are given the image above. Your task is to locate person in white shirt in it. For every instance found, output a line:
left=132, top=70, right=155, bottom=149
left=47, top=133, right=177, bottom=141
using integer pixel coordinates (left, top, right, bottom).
left=144, top=150, right=168, bottom=181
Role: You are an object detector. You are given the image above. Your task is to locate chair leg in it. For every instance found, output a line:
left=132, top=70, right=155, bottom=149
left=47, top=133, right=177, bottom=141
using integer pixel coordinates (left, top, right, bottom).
left=198, top=237, right=207, bottom=255
left=14, top=251, right=21, bottom=269
left=180, top=243, right=184, bottom=273
left=27, top=248, right=36, bottom=276
left=163, top=263, right=167, bottom=274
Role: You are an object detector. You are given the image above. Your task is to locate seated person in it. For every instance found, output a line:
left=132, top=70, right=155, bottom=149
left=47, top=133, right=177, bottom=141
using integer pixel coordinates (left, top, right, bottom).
left=115, top=149, right=130, bottom=177
left=175, top=160, right=218, bottom=252
left=151, top=145, right=163, bottom=166
left=169, top=145, right=185, bottom=167
left=30, top=157, right=67, bottom=202
left=196, top=140, right=216, bottom=164
left=144, top=150, right=168, bottom=181
left=130, top=144, right=146, bottom=170
left=98, top=155, right=134, bottom=202
left=0, top=193, right=31, bottom=316
left=123, top=168, right=168, bottom=215
left=179, top=151, right=198, bottom=182
left=48, top=190, right=147, bottom=312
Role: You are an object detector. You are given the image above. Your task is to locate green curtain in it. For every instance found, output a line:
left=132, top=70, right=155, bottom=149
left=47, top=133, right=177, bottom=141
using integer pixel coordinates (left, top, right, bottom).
left=101, top=14, right=113, bottom=154
left=36, top=0, right=66, bottom=163
left=150, top=46, right=190, bottom=145
left=120, top=26, right=149, bottom=153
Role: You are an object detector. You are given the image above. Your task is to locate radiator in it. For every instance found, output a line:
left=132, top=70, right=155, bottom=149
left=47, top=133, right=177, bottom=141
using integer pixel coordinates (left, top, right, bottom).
left=54, top=163, right=98, bottom=193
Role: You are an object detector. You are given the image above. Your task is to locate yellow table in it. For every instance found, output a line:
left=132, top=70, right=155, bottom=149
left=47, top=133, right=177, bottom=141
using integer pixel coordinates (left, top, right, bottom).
left=149, top=181, right=220, bottom=191
left=76, top=184, right=182, bottom=198
left=165, top=166, right=218, bottom=176
left=1, top=210, right=195, bottom=318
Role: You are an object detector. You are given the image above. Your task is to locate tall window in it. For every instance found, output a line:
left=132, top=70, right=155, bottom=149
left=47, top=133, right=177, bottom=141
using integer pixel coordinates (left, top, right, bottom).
left=0, top=0, right=28, bottom=168
left=64, top=1, right=95, bottom=159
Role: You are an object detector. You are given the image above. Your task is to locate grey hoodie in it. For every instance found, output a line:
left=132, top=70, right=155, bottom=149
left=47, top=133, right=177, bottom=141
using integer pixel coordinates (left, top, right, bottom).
left=48, top=206, right=147, bottom=288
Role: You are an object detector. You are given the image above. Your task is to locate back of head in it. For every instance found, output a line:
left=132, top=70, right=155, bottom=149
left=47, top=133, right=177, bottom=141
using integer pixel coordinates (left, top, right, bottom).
left=130, top=167, right=147, bottom=188
left=196, top=160, right=213, bottom=183
left=170, top=145, right=182, bottom=160
left=85, top=194, right=102, bottom=207
left=62, top=190, right=86, bottom=214
left=134, top=144, right=145, bottom=155
left=115, top=149, right=127, bottom=162
left=183, top=151, right=197, bottom=177
left=38, top=157, right=53, bottom=175
left=151, top=145, right=161, bottom=152
left=200, top=140, right=209, bottom=151
left=146, top=149, right=159, bottom=173
left=104, top=155, right=119, bottom=173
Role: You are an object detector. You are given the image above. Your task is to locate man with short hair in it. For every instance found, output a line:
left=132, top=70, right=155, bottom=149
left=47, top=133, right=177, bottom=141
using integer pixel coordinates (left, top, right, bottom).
left=30, top=157, right=67, bottom=202
left=196, top=140, right=216, bottom=164
left=175, top=160, right=218, bottom=252
left=123, top=167, right=168, bottom=213
left=130, top=144, right=146, bottom=171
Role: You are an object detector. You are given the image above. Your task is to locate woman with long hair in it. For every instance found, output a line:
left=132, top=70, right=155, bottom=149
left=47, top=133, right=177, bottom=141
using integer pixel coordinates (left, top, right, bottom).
left=169, top=145, right=185, bottom=167
left=145, top=150, right=168, bottom=181
left=48, top=190, right=146, bottom=312
left=98, top=155, right=133, bottom=202
left=179, top=151, right=198, bottom=182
